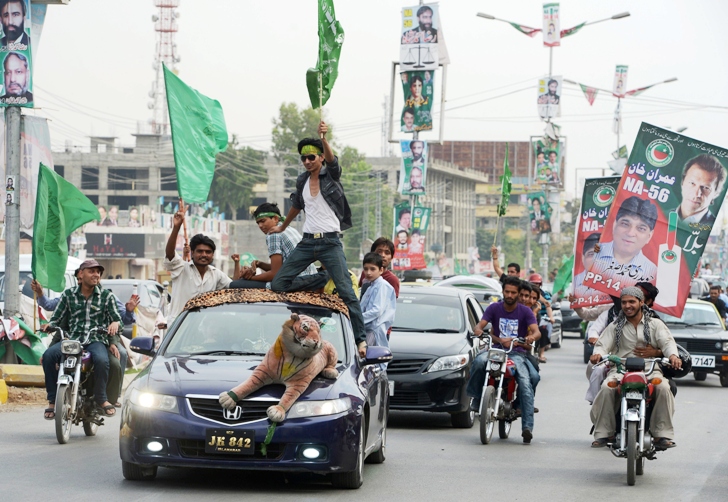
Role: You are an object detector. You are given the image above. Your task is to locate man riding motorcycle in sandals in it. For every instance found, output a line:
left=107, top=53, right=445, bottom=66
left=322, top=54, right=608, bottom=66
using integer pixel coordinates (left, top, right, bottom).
left=589, top=287, right=682, bottom=450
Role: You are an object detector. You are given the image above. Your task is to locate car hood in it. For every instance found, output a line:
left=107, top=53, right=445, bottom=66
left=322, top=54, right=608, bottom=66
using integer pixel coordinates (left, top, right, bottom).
left=134, top=355, right=351, bottom=401
left=389, top=330, right=469, bottom=358
left=667, top=324, right=728, bottom=340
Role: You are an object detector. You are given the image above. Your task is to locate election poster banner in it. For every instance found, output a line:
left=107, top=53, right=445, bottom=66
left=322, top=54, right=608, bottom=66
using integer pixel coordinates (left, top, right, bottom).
left=392, top=202, right=429, bottom=271
left=613, top=65, right=628, bottom=98
left=528, top=192, right=552, bottom=235
left=412, top=205, right=431, bottom=232
left=401, top=70, right=434, bottom=132
left=400, top=3, right=439, bottom=72
left=398, top=139, right=427, bottom=195
left=571, top=176, right=621, bottom=307
left=0, top=0, right=33, bottom=107
left=537, top=75, right=562, bottom=120
left=542, top=3, right=561, bottom=47
left=583, top=123, right=728, bottom=316
left=532, top=136, right=564, bottom=186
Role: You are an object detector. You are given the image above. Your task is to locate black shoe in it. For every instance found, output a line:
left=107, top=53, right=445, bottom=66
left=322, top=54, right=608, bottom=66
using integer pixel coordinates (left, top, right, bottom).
left=522, top=429, right=533, bottom=445
left=470, top=399, right=480, bottom=412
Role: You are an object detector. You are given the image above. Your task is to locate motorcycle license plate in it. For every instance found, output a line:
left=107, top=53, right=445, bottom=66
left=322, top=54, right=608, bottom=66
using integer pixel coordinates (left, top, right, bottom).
left=691, top=355, right=715, bottom=368
left=625, top=391, right=642, bottom=400
left=205, top=429, right=255, bottom=455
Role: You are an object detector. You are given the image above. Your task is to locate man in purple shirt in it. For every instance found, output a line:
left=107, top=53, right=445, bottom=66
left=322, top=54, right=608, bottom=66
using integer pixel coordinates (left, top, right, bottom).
left=466, top=276, right=541, bottom=444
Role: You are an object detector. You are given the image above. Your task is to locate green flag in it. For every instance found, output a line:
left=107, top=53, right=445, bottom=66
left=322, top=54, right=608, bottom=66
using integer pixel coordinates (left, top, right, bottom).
left=164, top=64, right=228, bottom=204
left=306, top=0, right=345, bottom=109
left=553, top=254, right=575, bottom=296
left=509, top=22, right=541, bottom=37
left=560, top=22, right=586, bottom=39
left=31, top=164, right=100, bottom=292
left=496, top=144, right=512, bottom=217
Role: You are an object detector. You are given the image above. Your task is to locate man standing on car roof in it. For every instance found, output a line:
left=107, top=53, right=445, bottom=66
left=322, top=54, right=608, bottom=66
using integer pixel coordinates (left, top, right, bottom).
left=269, top=120, right=367, bottom=358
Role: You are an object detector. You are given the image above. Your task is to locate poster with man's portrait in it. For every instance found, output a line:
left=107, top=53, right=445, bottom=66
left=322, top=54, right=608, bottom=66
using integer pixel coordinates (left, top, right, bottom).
left=528, top=192, right=552, bottom=236
left=613, top=65, right=628, bottom=98
left=537, top=75, right=562, bottom=119
left=400, top=70, right=434, bottom=132
left=542, top=2, right=560, bottom=47
left=532, top=136, right=564, bottom=186
left=400, top=3, right=439, bottom=71
left=583, top=123, right=728, bottom=317
left=0, top=0, right=32, bottom=107
left=398, top=140, right=427, bottom=195
left=392, top=201, right=428, bottom=271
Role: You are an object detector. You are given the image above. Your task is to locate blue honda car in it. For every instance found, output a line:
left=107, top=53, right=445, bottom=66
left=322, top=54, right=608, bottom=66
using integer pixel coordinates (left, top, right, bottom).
left=119, top=291, right=390, bottom=489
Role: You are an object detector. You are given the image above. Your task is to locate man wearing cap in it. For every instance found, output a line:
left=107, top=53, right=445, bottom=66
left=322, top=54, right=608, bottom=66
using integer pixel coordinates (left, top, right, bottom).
left=269, top=120, right=367, bottom=358
left=40, top=259, right=122, bottom=419
left=589, top=287, right=682, bottom=449
left=165, top=205, right=232, bottom=323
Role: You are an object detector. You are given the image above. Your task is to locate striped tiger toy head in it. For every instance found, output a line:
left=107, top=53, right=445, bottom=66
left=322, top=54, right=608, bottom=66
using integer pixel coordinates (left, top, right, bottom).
left=281, top=313, right=323, bottom=358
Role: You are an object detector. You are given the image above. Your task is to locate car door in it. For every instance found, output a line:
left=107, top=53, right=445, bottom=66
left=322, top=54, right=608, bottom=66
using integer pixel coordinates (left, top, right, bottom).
left=466, top=296, right=486, bottom=355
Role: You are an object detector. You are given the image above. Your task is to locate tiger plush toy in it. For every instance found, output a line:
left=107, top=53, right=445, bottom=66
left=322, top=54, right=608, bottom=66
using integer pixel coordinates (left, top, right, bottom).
left=219, top=313, right=339, bottom=423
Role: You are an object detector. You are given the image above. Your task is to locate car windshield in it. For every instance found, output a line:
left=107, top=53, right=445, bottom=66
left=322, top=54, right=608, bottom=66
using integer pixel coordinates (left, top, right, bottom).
left=164, top=303, right=348, bottom=362
left=394, top=293, right=464, bottom=332
left=662, top=303, right=723, bottom=327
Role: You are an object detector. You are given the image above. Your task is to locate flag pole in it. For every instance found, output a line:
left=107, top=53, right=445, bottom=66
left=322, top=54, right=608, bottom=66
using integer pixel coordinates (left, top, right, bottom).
left=179, top=197, right=189, bottom=261
left=493, top=213, right=500, bottom=247
left=33, top=290, right=36, bottom=331
left=319, top=73, right=324, bottom=139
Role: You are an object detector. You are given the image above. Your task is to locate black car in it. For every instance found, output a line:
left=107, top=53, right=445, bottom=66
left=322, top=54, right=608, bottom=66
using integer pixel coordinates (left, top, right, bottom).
left=388, top=286, right=483, bottom=428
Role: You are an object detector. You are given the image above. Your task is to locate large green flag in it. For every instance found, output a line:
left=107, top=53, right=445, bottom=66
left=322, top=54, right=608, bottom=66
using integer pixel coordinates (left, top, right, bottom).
left=164, top=64, right=228, bottom=204
left=306, top=0, right=345, bottom=109
left=496, top=143, right=512, bottom=216
left=32, top=164, right=100, bottom=292
left=553, top=254, right=574, bottom=296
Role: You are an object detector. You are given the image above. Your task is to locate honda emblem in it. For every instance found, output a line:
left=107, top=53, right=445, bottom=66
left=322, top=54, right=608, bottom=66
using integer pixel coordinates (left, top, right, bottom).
left=223, top=406, right=242, bottom=421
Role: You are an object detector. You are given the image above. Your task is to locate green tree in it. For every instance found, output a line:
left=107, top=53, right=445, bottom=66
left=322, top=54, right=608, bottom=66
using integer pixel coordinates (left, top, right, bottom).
left=209, top=135, right=267, bottom=219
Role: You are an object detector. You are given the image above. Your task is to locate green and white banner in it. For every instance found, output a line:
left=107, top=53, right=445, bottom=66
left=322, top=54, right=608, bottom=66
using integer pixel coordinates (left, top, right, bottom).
left=542, top=3, right=560, bottom=47
left=400, top=70, right=434, bottom=132
left=613, top=64, right=628, bottom=98
left=528, top=191, right=552, bottom=235
left=532, top=136, right=564, bottom=186
left=398, top=139, right=427, bottom=195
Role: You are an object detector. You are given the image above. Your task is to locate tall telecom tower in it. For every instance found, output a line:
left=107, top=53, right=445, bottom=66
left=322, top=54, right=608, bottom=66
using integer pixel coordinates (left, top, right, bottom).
left=148, top=0, right=181, bottom=135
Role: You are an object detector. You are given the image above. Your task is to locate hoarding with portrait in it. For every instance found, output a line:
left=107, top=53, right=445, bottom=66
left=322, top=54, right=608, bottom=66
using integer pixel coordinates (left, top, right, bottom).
left=532, top=136, right=564, bottom=186
left=398, top=139, right=427, bottom=195
left=528, top=192, right=552, bottom=235
left=542, top=3, right=560, bottom=47
left=0, top=0, right=33, bottom=107
left=400, top=3, right=439, bottom=71
left=537, top=75, right=562, bottom=119
left=400, top=70, right=434, bottom=132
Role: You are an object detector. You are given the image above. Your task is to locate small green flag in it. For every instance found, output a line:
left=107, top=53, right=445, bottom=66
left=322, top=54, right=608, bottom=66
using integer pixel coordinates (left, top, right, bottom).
left=496, top=144, right=512, bottom=217
left=164, top=64, right=228, bottom=204
left=553, top=254, right=575, bottom=296
left=560, top=22, right=586, bottom=39
left=509, top=22, right=541, bottom=37
left=31, top=164, right=100, bottom=292
left=306, top=0, right=345, bottom=109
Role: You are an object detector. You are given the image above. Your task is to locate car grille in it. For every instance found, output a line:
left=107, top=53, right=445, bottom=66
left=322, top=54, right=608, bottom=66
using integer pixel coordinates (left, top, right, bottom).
left=177, top=439, right=285, bottom=460
left=187, top=397, right=274, bottom=425
left=387, top=358, right=432, bottom=375
left=680, top=340, right=722, bottom=354
left=390, top=390, right=432, bottom=407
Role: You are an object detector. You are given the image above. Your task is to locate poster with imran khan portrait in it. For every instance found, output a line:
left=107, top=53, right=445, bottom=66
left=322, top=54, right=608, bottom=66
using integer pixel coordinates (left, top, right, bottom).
left=398, top=139, right=427, bottom=195
left=571, top=176, right=621, bottom=307
left=400, top=3, right=439, bottom=72
left=583, top=123, right=728, bottom=317
left=400, top=70, right=434, bottom=132
left=0, top=0, right=32, bottom=107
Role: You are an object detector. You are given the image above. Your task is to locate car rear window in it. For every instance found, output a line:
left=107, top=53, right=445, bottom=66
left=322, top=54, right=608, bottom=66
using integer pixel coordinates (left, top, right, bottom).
left=164, top=303, right=348, bottom=362
left=395, top=293, right=464, bottom=332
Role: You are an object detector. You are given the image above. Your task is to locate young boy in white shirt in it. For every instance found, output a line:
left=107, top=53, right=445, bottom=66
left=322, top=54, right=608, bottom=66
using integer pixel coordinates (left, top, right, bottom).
left=360, top=253, right=397, bottom=359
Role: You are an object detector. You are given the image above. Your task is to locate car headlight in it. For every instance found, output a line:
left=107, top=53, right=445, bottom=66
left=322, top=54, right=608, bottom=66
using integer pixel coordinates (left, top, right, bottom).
left=427, top=354, right=469, bottom=373
left=722, top=342, right=728, bottom=352
left=287, top=397, right=351, bottom=419
left=61, top=340, right=82, bottom=355
left=129, top=388, right=179, bottom=413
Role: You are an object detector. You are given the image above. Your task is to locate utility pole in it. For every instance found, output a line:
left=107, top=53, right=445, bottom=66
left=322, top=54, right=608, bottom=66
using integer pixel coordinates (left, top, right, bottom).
left=2, top=107, right=21, bottom=363
left=375, top=172, right=382, bottom=237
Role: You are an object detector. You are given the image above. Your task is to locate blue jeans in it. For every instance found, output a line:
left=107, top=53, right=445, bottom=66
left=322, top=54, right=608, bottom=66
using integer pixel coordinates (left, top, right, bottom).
left=271, top=235, right=365, bottom=345
left=231, top=270, right=328, bottom=291
left=466, top=351, right=538, bottom=432
left=42, top=341, right=110, bottom=404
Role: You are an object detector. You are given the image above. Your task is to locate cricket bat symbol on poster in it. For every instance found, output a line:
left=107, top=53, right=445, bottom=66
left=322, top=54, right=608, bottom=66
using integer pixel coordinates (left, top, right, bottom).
left=655, top=211, right=681, bottom=307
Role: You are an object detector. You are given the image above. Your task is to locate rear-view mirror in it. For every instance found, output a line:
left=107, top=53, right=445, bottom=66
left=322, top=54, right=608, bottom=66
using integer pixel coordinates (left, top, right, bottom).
left=130, top=336, right=156, bottom=357
left=364, top=346, right=393, bottom=366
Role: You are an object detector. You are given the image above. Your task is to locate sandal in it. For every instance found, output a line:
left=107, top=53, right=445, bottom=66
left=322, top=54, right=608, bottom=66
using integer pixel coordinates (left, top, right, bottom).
left=99, top=404, right=116, bottom=417
left=591, top=437, right=614, bottom=448
left=44, top=407, right=55, bottom=420
left=114, top=402, right=122, bottom=408
left=654, top=437, right=676, bottom=450
left=538, top=357, right=547, bottom=363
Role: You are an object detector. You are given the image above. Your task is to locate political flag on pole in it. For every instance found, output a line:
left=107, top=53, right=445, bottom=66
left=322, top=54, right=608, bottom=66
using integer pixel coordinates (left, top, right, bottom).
left=579, top=84, right=598, bottom=105
left=306, top=0, right=345, bottom=109
left=164, top=64, right=228, bottom=204
left=560, top=22, right=586, bottom=39
left=552, top=254, right=574, bottom=296
left=509, top=22, right=541, bottom=37
left=31, top=164, right=100, bottom=292
left=497, top=144, right=512, bottom=216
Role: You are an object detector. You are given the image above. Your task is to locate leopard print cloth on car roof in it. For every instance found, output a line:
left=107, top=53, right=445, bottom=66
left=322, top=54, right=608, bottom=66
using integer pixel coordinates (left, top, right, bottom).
left=182, top=289, right=350, bottom=318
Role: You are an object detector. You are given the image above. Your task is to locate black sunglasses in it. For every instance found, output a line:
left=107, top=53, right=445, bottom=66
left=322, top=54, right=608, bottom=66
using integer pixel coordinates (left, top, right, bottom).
left=300, top=154, right=319, bottom=162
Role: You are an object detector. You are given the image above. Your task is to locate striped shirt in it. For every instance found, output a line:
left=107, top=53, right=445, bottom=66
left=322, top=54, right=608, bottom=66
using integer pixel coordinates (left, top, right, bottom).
left=264, top=226, right=316, bottom=289
left=588, top=241, right=657, bottom=290
left=49, top=285, right=123, bottom=345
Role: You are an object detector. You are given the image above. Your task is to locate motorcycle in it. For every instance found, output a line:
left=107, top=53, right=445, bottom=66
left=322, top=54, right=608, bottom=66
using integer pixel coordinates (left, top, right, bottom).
left=50, top=326, right=108, bottom=444
left=477, top=335, right=532, bottom=445
left=594, top=354, right=671, bottom=486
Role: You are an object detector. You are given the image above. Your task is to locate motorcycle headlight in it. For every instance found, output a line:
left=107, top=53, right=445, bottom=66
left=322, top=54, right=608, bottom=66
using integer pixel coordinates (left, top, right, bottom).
left=61, top=340, right=82, bottom=355
left=427, top=354, right=469, bottom=373
left=286, top=398, right=351, bottom=419
left=722, top=342, right=728, bottom=352
left=489, top=362, right=501, bottom=372
left=488, top=350, right=506, bottom=363
left=130, top=389, right=179, bottom=413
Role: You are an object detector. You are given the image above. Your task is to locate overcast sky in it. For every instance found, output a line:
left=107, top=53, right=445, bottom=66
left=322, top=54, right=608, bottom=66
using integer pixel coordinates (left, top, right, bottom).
left=30, top=0, right=728, bottom=197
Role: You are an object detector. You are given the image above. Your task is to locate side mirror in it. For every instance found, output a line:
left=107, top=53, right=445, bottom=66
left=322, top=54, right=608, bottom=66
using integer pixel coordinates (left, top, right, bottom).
left=363, top=346, right=393, bottom=366
left=130, top=336, right=156, bottom=357
left=483, top=294, right=491, bottom=301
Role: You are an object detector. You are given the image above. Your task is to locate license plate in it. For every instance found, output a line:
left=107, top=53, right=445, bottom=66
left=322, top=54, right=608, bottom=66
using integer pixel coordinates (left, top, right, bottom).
left=205, top=429, right=255, bottom=455
left=388, top=380, right=395, bottom=396
left=692, top=355, right=715, bottom=368
left=625, top=391, right=642, bottom=400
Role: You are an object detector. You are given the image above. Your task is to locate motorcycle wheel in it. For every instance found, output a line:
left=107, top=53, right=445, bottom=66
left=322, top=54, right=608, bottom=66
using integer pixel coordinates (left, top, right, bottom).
left=636, top=451, right=644, bottom=475
left=83, top=419, right=99, bottom=436
left=498, top=419, right=511, bottom=439
left=627, top=421, right=637, bottom=486
left=55, top=384, right=73, bottom=445
left=479, top=386, right=496, bottom=445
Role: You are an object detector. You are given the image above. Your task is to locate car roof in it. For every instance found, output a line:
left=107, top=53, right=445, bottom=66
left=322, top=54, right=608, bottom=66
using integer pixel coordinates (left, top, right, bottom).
left=436, top=274, right=502, bottom=292
left=182, top=289, right=350, bottom=317
left=399, top=285, right=470, bottom=298
left=102, top=279, right=163, bottom=287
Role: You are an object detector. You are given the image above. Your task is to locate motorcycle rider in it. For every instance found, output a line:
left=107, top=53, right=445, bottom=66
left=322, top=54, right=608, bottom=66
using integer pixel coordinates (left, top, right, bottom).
left=589, top=287, right=681, bottom=449
left=467, top=276, right=541, bottom=444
